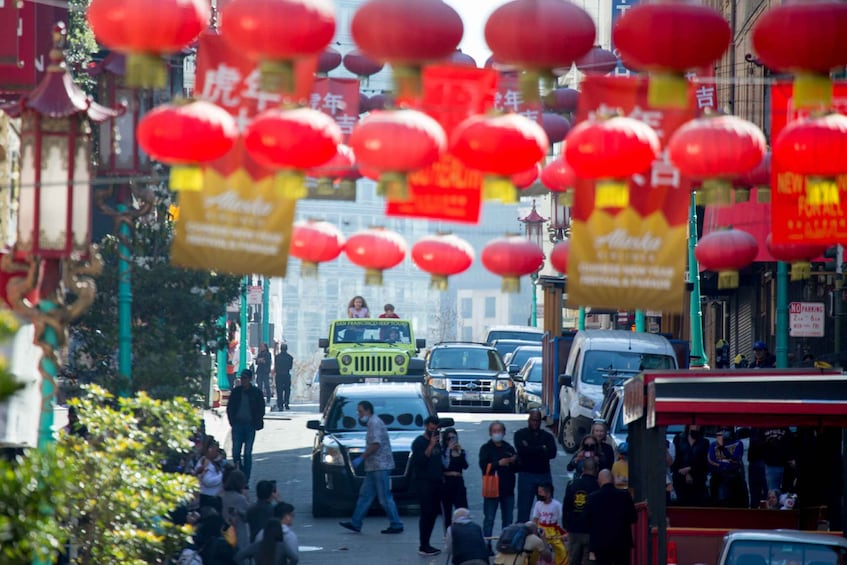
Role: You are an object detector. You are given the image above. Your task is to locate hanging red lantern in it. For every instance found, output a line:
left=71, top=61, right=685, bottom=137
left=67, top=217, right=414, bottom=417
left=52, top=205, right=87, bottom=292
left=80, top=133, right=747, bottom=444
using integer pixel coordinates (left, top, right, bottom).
left=565, top=115, right=660, bottom=209
left=307, top=144, right=360, bottom=193
left=542, top=112, right=571, bottom=144
left=446, top=50, right=477, bottom=67
left=575, top=46, right=618, bottom=76
left=349, top=109, right=447, bottom=201
left=289, top=219, right=346, bottom=277
left=765, top=234, right=828, bottom=282
left=87, top=0, right=208, bottom=88
left=541, top=153, right=577, bottom=206
left=367, top=93, right=388, bottom=111
left=612, top=2, right=730, bottom=108
left=485, top=0, right=595, bottom=102
left=411, top=233, right=474, bottom=290
left=343, top=49, right=385, bottom=80
left=450, top=113, right=549, bottom=204
left=244, top=107, right=342, bottom=199
left=549, top=239, right=570, bottom=276
left=773, top=113, right=847, bottom=209
left=544, top=87, right=579, bottom=114
left=481, top=234, right=544, bottom=293
left=512, top=163, right=541, bottom=190
left=318, top=47, right=343, bottom=75
left=352, top=0, right=463, bottom=96
left=668, top=114, right=766, bottom=206
left=345, top=227, right=408, bottom=286
left=359, top=93, right=371, bottom=114
left=221, top=0, right=336, bottom=92
left=136, top=100, right=238, bottom=191
left=695, top=228, right=758, bottom=289
left=753, top=2, right=847, bottom=109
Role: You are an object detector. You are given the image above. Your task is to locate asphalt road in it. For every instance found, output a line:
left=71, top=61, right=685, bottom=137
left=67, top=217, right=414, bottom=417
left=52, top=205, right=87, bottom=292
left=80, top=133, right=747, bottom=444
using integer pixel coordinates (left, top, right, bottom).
left=206, top=402, right=573, bottom=565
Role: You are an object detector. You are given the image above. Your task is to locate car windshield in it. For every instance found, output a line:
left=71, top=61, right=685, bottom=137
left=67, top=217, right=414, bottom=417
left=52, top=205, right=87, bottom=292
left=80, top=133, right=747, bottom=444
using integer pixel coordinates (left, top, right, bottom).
left=725, top=539, right=847, bottom=565
left=325, top=393, right=428, bottom=432
left=488, top=330, right=542, bottom=343
left=581, top=350, right=675, bottom=385
left=334, top=322, right=411, bottom=344
left=429, top=348, right=505, bottom=371
left=525, top=359, right=543, bottom=383
left=510, top=347, right=543, bottom=369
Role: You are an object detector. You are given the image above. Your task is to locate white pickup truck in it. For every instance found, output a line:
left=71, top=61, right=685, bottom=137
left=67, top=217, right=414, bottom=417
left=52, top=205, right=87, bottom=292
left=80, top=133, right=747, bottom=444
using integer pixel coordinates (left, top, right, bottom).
left=716, top=530, right=847, bottom=565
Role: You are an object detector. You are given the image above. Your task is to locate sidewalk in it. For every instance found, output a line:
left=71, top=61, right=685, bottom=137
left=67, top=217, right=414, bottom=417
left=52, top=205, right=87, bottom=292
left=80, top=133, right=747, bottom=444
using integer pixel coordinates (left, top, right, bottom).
left=203, top=400, right=318, bottom=453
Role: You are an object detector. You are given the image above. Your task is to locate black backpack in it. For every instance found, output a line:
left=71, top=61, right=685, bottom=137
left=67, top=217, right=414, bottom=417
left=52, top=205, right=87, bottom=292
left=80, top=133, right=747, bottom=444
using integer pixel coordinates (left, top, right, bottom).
left=496, top=523, right=529, bottom=555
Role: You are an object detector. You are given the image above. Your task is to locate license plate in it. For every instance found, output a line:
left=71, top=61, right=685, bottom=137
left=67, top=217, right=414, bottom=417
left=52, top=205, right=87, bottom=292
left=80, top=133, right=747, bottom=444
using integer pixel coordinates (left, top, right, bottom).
left=365, top=377, right=381, bottom=384
left=463, top=392, right=481, bottom=401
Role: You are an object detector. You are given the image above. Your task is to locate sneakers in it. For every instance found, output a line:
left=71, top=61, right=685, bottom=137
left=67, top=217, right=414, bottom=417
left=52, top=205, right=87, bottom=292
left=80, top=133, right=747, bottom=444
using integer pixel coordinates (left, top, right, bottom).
left=339, top=521, right=361, bottom=533
left=381, top=526, right=404, bottom=534
left=418, top=546, right=441, bottom=556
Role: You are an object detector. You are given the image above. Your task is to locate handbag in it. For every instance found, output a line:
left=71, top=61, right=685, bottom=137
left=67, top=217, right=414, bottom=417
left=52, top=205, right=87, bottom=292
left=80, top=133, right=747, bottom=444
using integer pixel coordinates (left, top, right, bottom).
left=482, top=463, right=500, bottom=498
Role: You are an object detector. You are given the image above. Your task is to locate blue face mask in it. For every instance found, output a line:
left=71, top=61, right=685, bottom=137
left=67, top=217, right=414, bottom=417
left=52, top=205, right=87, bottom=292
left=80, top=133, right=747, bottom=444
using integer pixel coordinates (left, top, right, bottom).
left=491, top=433, right=504, bottom=443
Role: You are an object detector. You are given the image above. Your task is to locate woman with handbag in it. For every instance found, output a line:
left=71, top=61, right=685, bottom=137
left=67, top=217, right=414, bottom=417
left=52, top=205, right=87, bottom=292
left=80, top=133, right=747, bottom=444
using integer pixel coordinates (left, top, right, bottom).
left=478, top=421, right=518, bottom=544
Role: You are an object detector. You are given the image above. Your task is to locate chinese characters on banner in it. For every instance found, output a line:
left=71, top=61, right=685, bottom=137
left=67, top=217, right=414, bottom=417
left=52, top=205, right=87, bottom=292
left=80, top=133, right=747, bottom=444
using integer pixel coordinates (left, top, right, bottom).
left=770, top=81, right=847, bottom=244
left=566, top=76, right=694, bottom=313
left=495, top=73, right=542, bottom=123
left=686, top=67, right=718, bottom=114
left=386, top=65, right=498, bottom=223
left=310, top=78, right=360, bottom=140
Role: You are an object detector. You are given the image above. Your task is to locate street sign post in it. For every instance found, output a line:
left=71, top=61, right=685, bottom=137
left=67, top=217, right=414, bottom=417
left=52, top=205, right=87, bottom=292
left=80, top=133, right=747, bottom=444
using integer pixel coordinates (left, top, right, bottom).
left=789, top=301, right=825, bottom=337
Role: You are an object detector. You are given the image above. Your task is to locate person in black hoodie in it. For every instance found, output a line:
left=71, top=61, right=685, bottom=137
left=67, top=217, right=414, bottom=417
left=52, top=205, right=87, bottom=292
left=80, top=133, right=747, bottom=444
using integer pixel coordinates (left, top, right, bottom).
left=564, top=457, right=600, bottom=565
left=514, top=409, right=557, bottom=522
left=412, top=415, right=445, bottom=557
left=441, top=427, right=470, bottom=531
left=226, top=369, right=265, bottom=481
left=585, top=470, right=637, bottom=565
left=671, top=425, right=709, bottom=506
left=478, top=421, right=517, bottom=541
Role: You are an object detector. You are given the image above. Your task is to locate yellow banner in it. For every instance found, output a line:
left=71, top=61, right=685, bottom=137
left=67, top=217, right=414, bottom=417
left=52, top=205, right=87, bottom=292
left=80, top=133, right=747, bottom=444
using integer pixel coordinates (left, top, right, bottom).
left=568, top=208, right=686, bottom=313
left=171, top=168, right=295, bottom=277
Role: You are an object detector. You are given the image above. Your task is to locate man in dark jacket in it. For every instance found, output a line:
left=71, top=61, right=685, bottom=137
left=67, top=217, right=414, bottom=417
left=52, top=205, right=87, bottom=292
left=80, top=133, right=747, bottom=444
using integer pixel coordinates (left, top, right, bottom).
left=411, top=415, right=445, bottom=557
left=478, top=421, right=517, bottom=540
left=254, top=343, right=272, bottom=405
left=514, top=408, right=557, bottom=522
left=226, top=369, right=265, bottom=480
left=273, top=343, right=294, bottom=411
left=585, top=470, right=637, bottom=565
left=564, top=457, right=600, bottom=565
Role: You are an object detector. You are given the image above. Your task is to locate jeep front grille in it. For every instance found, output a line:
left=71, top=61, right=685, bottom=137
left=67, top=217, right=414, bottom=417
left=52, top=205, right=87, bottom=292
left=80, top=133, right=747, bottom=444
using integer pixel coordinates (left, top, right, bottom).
left=449, top=378, right=493, bottom=393
left=353, top=355, right=396, bottom=374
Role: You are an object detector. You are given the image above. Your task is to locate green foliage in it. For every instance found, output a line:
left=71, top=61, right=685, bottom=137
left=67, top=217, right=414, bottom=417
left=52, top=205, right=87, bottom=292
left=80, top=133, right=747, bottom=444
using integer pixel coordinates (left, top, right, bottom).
left=0, top=310, right=23, bottom=404
left=67, top=0, right=97, bottom=92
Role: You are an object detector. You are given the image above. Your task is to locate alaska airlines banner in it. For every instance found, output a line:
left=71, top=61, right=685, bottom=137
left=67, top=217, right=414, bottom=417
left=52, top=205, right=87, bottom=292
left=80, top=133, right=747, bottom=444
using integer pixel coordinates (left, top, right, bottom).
left=567, top=76, right=693, bottom=313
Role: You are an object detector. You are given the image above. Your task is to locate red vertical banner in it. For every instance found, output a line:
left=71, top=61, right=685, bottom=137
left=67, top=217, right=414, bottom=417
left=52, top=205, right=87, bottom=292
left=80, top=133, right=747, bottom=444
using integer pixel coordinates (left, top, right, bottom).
left=495, top=72, right=542, bottom=123
left=0, top=1, right=67, bottom=94
left=385, top=65, right=498, bottom=224
left=686, top=67, right=718, bottom=115
left=309, top=78, right=360, bottom=141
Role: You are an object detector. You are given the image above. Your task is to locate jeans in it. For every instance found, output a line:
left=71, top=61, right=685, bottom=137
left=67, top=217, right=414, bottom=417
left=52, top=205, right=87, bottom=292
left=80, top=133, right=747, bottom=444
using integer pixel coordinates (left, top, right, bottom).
left=231, top=423, right=256, bottom=480
left=517, top=472, right=551, bottom=522
left=350, top=469, right=403, bottom=530
left=482, top=493, right=514, bottom=538
left=765, top=464, right=784, bottom=492
left=276, top=377, right=291, bottom=409
left=568, top=532, right=590, bottom=565
left=256, top=372, right=271, bottom=403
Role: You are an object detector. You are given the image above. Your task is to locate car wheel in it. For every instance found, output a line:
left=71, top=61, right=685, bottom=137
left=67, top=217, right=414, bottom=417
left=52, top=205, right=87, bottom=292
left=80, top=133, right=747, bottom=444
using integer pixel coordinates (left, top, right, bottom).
left=311, top=468, right=333, bottom=518
left=560, top=416, right=579, bottom=453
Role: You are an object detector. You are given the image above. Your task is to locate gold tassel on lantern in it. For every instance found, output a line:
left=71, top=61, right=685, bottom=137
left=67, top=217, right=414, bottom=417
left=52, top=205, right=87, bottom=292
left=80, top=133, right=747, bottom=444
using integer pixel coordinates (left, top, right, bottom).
left=595, top=179, right=629, bottom=209
left=378, top=172, right=410, bottom=202
left=364, top=268, right=384, bottom=286
left=647, top=71, right=690, bottom=110
left=790, top=261, right=812, bottom=282
left=501, top=276, right=521, bottom=293
left=126, top=53, right=168, bottom=89
left=793, top=71, right=833, bottom=110
left=300, top=261, right=320, bottom=278
left=484, top=176, right=518, bottom=204
left=170, top=165, right=204, bottom=192
left=429, top=274, right=449, bottom=291
left=273, top=170, right=307, bottom=200
left=702, top=178, right=733, bottom=206
left=717, top=270, right=740, bottom=289
left=734, top=188, right=750, bottom=203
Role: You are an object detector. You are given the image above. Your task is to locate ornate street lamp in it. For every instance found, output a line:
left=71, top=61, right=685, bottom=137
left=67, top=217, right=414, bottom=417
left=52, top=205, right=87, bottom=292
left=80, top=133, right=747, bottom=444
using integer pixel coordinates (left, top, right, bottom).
left=519, top=201, right=547, bottom=327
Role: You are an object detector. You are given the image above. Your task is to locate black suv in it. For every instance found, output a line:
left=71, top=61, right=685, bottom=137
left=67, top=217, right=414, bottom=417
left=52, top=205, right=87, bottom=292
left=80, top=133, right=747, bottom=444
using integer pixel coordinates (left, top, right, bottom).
left=424, top=342, right=516, bottom=412
left=306, top=382, right=453, bottom=517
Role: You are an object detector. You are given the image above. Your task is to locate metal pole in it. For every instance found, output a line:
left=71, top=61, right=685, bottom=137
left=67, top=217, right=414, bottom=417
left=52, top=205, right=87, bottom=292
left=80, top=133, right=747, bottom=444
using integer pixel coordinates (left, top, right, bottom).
left=635, top=310, right=645, bottom=332
left=239, top=275, right=248, bottom=373
left=531, top=273, right=538, bottom=327
left=578, top=307, right=586, bottom=330
left=775, top=261, right=789, bottom=368
left=117, top=198, right=132, bottom=394
left=688, top=193, right=708, bottom=367
left=217, top=313, right=228, bottom=390
left=262, top=276, right=270, bottom=345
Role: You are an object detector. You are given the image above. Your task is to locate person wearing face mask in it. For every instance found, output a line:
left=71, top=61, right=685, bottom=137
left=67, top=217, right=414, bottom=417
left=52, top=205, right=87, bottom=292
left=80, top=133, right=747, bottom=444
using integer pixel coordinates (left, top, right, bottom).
left=479, top=421, right=518, bottom=543
left=671, top=425, right=710, bottom=506
left=514, top=409, right=557, bottom=522
left=567, top=436, right=601, bottom=479
left=441, top=427, right=470, bottom=531
left=339, top=401, right=404, bottom=535
left=532, top=482, right=567, bottom=565
left=412, top=415, right=447, bottom=557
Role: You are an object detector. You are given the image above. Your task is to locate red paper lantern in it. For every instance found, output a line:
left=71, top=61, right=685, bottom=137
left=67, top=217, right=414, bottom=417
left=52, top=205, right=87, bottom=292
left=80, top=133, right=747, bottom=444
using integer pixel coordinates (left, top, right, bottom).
left=343, top=49, right=385, bottom=79
left=575, top=46, right=618, bottom=76
left=766, top=234, right=828, bottom=282
left=367, top=93, right=388, bottom=111
left=481, top=234, right=544, bottom=293
left=352, top=0, right=463, bottom=96
left=411, top=234, right=474, bottom=290
left=544, top=88, right=579, bottom=114
left=695, top=228, right=758, bottom=289
left=485, top=0, right=595, bottom=101
left=349, top=109, right=447, bottom=201
left=221, top=0, right=335, bottom=92
left=359, top=93, right=371, bottom=114
left=450, top=113, right=549, bottom=203
left=541, top=153, right=576, bottom=206
left=87, top=0, right=208, bottom=88
left=289, top=219, right=346, bottom=276
left=542, top=112, right=571, bottom=144
left=318, top=47, right=342, bottom=74
left=773, top=113, right=847, bottom=209
left=446, top=50, right=477, bottom=67
left=308, top=144, right=360, bottom=193
left=512, top=163, right=541, bottom=190
left=565, top=116, right=660, bottom=208
left=613, top=2, right=730, bottom=108
left=753, top=2, right=847, bottom=108
left=668, top=114, right=766, bottom=205
left=136, top=100, right=238, bottom=191
left=549, top=239, right=570, bottom=275
left=345, top=227, right=408, bottom=286
left=245, top=107, right=342, bottom=199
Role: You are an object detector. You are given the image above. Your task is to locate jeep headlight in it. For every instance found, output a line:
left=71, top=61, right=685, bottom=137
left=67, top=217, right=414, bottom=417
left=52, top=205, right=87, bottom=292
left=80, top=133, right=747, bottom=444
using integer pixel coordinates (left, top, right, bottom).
left=394, top=355, right=406, bottom=365
left=495, top=378, right=513, bottom=391
left=340, top=355, right=352, bottom=366
left=321, top=445, right=345, bottom=466
left=578, top=394, right=596, bottom=409
left=428, top=377, right=447, bottom=389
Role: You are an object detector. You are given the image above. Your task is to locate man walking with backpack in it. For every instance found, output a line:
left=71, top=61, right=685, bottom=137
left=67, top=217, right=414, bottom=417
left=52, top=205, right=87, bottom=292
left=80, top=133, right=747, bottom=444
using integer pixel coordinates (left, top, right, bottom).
left=493, top=522, right=552, bottom=565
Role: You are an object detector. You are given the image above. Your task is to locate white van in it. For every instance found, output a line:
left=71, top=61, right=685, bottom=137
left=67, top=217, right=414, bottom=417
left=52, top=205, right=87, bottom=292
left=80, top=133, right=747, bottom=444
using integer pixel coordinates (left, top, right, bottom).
left=557, top=330, right=678, bottom=452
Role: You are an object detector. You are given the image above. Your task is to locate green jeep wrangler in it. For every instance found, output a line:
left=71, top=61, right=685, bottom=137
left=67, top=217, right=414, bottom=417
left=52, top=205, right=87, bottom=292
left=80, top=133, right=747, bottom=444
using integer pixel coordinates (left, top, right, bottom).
left=317, top=319, right=426, bottom=410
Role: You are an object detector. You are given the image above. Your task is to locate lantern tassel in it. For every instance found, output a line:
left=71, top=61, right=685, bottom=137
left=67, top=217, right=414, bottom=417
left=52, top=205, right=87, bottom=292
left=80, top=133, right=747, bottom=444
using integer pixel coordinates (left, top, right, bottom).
left=793, top=72, right=832, bottom=109
left=274, top=171, right=307, bottom=200
left=429, top=274, right=449, bottom=291
left=595, top=179, right=629, bottom=209
left=392, top=65, right=423, bottom=102
left=501, top=276, right=521, bottom=294
left=702, top=178, right=733, bottom=206
left=734, top=188, right=750, bottom=204
left=378, top=172, right=410, bottom=202
left=364, top=268, right=384, bottom=286
left=300, top=261, right=319, bottom=278
left=260, top=60, right=295, bottom=96
left=717, top=270, right=740, bottom=289
left=126, top=53, right=168, bottom=89
left=647, top=71, right=689, bottom=110
left=790, top=261, right=812, bottom=282
left=562, top=188, right=575, bottom=208
left=484, top=176, right=517, bottom=204
left=170, top=165, right=204, bottom=192
left=756, top=186, right=771, bottom=203
left=519, top=70, right=552, bottom=105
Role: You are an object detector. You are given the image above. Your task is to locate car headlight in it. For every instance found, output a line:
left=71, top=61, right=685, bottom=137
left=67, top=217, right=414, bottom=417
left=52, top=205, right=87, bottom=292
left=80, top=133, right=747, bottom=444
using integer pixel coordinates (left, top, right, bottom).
left=321, top=445, right=345, bottom=466
left=527, top=392, right=542, bottom=402
left=578, top=394, right=596, bottom=409
left=428, top=377, right=446, bottom=389
left=394, top=355, right=406, bottom=365
left=495, top=379, right=513, bottom=391
left=340, top=355, right=352, bottom=366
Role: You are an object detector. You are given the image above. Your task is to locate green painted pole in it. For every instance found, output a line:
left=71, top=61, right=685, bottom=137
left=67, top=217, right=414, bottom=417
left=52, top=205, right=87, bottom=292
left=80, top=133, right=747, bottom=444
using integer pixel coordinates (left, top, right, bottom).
left=578, top=307, right=586, bottom=330
left=635, top=310, right=645, bottom=332
left=775, top=261, right=789, bottom=368
left=36, top=301, right=60, bottom=450
left=216, top=313, right=228, bottom=390
left=117, top=201, right=132, bottom=395
left=688, top=193, right=708, bottom=368
left=530, top=273, right=538, bottom=327
left=239, top=276, right=248, bottom=373
left=261, top=277, right=270, bottom=345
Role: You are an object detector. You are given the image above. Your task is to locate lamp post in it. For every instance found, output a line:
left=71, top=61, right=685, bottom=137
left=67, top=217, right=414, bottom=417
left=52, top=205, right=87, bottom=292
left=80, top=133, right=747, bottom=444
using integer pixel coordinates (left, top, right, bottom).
left=520, top=200, right=547, bottom=327
left=547, top=191, right=585, bottom=329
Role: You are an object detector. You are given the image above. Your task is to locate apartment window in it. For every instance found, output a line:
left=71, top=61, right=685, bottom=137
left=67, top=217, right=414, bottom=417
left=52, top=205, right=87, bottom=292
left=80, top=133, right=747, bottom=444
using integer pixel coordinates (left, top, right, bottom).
left=484, top=297, right=496, bottom=318
left=461, top=298, right=473, bottom=319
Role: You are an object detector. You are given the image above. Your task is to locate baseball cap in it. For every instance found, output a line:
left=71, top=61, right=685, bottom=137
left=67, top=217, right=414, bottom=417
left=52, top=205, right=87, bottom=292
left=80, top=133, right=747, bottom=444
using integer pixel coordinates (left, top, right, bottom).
left=753, top=340, right=767, bottom=351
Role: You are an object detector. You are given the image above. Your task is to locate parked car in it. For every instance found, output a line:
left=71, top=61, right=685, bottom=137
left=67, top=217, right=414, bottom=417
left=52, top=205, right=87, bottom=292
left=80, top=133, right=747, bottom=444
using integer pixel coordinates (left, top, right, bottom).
left=514, top=356, right=543, bottom=413
left=424, top=342, right=515, bottom=412
left=484, top=325, right=544, bottom=345
left=716, top=530, right=847, bottom=565
left=306, top=382, right=453, bottom=517
left=491, top=339, right=539, bottom=363
left=504, top=345, right=543, bottom=376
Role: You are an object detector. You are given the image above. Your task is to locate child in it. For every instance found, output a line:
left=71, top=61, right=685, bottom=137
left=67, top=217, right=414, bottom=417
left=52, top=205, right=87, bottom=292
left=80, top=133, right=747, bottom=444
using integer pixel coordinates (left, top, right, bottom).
left=532, top=482, right=567, bottom=565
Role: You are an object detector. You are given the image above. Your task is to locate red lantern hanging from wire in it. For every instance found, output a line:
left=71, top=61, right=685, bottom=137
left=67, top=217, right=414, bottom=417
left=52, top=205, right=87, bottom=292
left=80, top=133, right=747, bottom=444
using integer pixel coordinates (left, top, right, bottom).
left=544, top=87, right=579, bottom=115
left=512, top=163, right=541, bottom=191
left=575, top=46, right=618, bottom=76
left=411, top=233, right=474, bottom=290
left=289, top=219, right=346, bottom=277
left=541, top=112, right=571, bottom=144
left=549, top=239, right=570, bottom=276
left=345, top=227, right=408, bottom=286
left=765, top=234, right=828, bottom=282
left=318, top=47, right=343, bottom=75
left=695, top=228, right=758, bottom=289
left=343, top=49, right=385, bottom=82
left=481, top=234, right=544, bottom=293
left=541, top=152, right=577, bottom=206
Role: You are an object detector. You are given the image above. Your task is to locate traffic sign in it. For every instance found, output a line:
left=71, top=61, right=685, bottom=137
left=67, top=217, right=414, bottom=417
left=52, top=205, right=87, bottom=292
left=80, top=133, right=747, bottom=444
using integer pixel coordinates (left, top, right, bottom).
left=789, top=302, right=825, bottom=337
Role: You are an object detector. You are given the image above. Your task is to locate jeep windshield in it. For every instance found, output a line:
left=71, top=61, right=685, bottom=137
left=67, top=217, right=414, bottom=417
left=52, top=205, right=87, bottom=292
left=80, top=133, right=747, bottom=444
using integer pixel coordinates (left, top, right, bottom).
left=334, top=321, right=411, bottom=344
left=582, top=351, right=675, bottom=385
left=487, top=330, right=542, bottom=343
left=429, top=349, right=505, bottom=371
left=325, top=393, right=428, bottom=432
